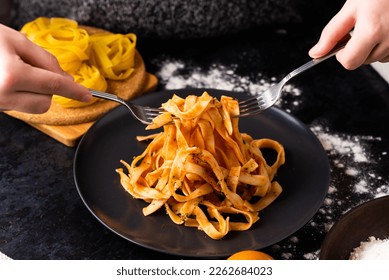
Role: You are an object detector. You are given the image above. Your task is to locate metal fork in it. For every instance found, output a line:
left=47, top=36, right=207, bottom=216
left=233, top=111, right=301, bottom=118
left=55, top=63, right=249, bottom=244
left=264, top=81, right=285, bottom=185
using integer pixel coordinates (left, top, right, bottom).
left=237, top=34, right=351, bottom=117
left=89, top=89, right=164, bottom=125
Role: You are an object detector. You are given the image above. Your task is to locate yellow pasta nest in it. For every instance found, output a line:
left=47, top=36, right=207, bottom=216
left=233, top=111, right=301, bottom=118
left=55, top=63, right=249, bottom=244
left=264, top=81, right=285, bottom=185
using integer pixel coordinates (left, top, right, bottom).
left=20, top=17, right=137, bottom=108
left=116, top=91, right=285, bottom=240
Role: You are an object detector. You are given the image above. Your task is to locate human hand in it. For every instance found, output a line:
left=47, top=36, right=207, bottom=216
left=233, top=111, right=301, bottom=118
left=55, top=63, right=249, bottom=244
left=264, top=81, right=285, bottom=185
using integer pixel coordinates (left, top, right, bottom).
left=0, top=24, right=92, bottom=114
left=309, top=0, right=389, bottom=70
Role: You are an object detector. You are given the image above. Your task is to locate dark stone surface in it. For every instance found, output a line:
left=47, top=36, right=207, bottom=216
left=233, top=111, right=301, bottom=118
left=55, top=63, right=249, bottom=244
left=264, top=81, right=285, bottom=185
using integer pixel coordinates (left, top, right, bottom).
left=1, top=1, right=389, bottom=260
left=8, top=0, right=341, bottom=39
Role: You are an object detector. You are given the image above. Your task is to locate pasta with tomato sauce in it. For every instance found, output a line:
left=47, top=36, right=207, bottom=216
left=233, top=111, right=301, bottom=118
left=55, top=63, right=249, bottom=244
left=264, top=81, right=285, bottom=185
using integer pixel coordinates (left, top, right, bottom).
left=116, top=91, right=285, bottom=240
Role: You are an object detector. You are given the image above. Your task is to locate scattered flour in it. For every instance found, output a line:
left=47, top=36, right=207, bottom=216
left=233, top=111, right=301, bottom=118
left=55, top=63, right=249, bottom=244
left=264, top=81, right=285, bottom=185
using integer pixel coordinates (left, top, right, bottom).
left=281, top=252, right=293, bottom=259
left=155, top=58, right=302, bottom=113
left=304, top=251, right=319, bottom=260
left=354, top=180, right=369, bottom=194
left=349, top=237, right=389, bottom=260
left=157, top=59, right=270, bottom=92
left=310, top=126, right=370, bottom=163
left=311, top=125, right=388, bottom=199
left=345, top=168, right=359, bottom=176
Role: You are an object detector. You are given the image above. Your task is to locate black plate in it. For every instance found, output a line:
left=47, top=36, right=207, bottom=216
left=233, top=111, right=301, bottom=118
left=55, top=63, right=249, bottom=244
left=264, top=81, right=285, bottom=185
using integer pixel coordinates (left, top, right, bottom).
left=74, top=88, right=330, bottom=258
left=320, top=195, right=389, bottom=260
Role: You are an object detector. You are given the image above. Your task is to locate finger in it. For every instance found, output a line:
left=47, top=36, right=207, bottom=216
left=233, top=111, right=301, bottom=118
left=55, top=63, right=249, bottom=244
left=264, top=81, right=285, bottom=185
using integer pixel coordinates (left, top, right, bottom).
left=1, top=91, right=52, bottom=114
left=336, top=18, right=382, bottom=69
left=14, top=63, right=92, bottom=102
left=363, top=43, right=389, bottom=64
left=377, top=45, right=389, bottom=63
left=309, top=4, right=355, bottom=58
left=14, top=32, right=66, bottom=76
left=11, top=30, right=91, bottom=98
left=3, top=29, right=91, bottom=102
left=14, top=36, right=93, bottom=102
left=379, top=56, right=389, bottom=63
left=335, top=37, right=375, bottom=70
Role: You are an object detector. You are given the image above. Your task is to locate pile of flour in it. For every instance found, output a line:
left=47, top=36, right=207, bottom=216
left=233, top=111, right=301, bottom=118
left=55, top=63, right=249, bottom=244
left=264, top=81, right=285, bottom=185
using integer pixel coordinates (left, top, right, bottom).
left=349, top=237, right=389, bottom=260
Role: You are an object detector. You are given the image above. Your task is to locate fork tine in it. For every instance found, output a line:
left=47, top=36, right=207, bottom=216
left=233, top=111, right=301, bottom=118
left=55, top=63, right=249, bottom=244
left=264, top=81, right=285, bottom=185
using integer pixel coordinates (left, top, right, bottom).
left=238, top=96, right=266, bottom=115
left=89, top=89, right=160, bottom=125
left=238, top=96, right=260, bottom=106
left=142, top=107, right=165, bottom=113
left=235, top=90, right=277, bottom=117
left=239, top=96, right=265, bottom=108
left=145, top=111, right=162, bottom=117
left=238, top=106, right=268, bottom=117
left=144, top=115, right=156, bottom=123
left=145, top=108, right=165, bottom=120
left=142, top=106, right=169, bottom=125
left=143, top=106, right=165, bottom=118
left=239, top=98, right=265, bottom=110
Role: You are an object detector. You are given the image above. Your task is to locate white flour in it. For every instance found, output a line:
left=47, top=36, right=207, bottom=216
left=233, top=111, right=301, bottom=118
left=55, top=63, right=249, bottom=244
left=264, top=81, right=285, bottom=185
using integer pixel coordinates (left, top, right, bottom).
left=311, top=125, right=388, bottom=199
left=157, top=59, right=271, bottom=92
left=310, top=125, right=371, bottom=163
left=155, top=58, right=302, bottom=113
left=349, top=237, right=389, bottom=260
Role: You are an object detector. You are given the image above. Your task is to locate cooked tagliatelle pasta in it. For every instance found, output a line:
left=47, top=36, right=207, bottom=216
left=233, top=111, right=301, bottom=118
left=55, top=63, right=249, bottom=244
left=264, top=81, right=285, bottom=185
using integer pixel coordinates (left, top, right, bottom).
left=116, top=91, right=285, bottom=240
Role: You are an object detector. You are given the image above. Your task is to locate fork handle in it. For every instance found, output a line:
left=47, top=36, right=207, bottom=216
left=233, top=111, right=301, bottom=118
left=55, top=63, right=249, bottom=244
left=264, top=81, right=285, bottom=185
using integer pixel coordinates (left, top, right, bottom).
left=89, top=89, right=126, bottom=104
left=286, top=33, right=351, bottom=81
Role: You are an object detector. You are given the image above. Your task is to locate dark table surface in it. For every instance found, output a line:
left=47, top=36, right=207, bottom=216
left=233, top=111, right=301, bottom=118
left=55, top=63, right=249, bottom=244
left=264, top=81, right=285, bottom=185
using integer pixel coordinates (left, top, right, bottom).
left=1, top=22, right=389, bottom=260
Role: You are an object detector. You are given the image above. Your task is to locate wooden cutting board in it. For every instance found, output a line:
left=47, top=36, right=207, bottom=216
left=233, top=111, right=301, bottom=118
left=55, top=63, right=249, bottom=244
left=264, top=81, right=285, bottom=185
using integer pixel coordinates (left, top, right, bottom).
left=25, top=73, right=158, bottom=147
